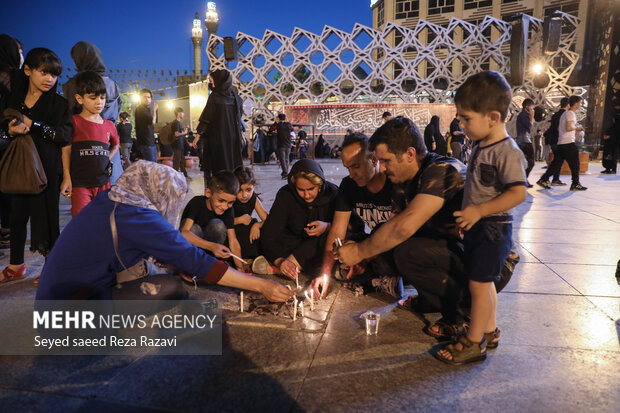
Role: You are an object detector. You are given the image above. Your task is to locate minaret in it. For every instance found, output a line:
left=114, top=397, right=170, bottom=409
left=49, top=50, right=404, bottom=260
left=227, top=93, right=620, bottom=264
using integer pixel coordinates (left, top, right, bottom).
left=191, top=12, right=203, bottom=76
left=205, top=2, right=220, bottom=71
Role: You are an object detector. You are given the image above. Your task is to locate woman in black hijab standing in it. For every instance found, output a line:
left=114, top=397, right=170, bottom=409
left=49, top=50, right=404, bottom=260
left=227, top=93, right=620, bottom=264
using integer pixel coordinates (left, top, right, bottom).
left=601, top=114, right=620, bottom=174
left=195, top=69, right=243, bottom=185
left=424, top=115, right=447, bottom=156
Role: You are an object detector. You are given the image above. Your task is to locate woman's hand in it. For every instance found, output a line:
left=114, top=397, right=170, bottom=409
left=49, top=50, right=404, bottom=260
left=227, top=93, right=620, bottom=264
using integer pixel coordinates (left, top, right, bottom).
left=212, top=243, right=232, bottom=259
left=259, top=279, right=295, bottom=302
left=304, top=221, right=329, bottom=237
left=249, top=222, right=261, bottom=243
left=8, top=119, right=29, bottom=136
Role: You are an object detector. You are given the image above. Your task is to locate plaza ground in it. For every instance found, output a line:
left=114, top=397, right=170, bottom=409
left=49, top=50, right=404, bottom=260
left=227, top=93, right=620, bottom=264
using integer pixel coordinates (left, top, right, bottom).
left=0, top=159, right=618, bottom=412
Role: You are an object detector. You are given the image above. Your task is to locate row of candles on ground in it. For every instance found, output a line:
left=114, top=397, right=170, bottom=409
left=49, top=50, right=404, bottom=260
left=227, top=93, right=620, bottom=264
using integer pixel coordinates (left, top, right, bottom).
left=239, top=273, right=329, bottom=320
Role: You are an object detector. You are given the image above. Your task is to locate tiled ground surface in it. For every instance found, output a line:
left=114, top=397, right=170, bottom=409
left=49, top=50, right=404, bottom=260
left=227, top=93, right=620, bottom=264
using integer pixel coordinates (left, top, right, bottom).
left=0, top=159, right=618, bottom=412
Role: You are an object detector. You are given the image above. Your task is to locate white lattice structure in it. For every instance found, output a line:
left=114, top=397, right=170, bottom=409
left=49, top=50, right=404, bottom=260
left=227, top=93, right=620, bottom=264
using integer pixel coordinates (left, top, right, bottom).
left=205, top=13, right=580, bottom=117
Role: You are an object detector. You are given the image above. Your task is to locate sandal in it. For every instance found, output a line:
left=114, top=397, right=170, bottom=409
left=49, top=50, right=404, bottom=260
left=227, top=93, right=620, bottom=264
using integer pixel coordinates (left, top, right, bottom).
left=484, top=328, right=501, bottom=349
left=435, top=335, right=487, bottom=365
left=452, top=327, right=500, bottom=349
left=1, top=264, right=26, bottom=284
left=423, top=317, right=469, bottom=341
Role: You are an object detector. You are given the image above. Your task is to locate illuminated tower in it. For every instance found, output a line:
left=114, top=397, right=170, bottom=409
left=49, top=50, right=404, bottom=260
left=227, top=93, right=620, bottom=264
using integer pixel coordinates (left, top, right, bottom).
left=191, top=12, right=203, bottom=76
left=204, top=1, right=220, bottom=71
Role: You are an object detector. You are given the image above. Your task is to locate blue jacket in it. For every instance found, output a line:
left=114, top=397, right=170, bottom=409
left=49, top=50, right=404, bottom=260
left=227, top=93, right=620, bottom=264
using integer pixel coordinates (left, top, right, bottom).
left=36, top=190, right=224, bottom=299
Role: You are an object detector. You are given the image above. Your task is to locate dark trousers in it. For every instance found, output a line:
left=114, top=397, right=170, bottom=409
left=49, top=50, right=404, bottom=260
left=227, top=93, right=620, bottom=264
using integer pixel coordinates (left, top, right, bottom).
left=172, top=148, right=187, bottom=176
left=278, top=147, right=291, bottom=177
left=518, top=142, right=535, bottom=178
left=541, top=143, right=580, bottom=185
left=0, top=191, right=10, bottom=229
left=393, top=236, right=469, bottom=322
left=234, top=223, right=260, bottom=259
left=392, top=235, right=517, bottom=321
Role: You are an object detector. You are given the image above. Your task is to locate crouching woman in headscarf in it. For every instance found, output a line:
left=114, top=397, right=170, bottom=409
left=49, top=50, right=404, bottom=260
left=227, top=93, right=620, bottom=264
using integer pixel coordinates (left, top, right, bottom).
left=36, top=161, right=293, bottom=302
left=257, top=159, right=342, bottom=280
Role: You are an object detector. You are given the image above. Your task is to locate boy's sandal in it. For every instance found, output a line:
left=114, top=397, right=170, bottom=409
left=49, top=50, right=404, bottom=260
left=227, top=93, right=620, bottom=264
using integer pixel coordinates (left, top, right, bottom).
left=435, top=335, right=487, bottom=365
left=484, top=328, right=501, bottom=349
left=423, top=318, right=469, bottom=341
left=0, top=265, right=26, bottom=284
left=452, top=327, right=500, bottom=349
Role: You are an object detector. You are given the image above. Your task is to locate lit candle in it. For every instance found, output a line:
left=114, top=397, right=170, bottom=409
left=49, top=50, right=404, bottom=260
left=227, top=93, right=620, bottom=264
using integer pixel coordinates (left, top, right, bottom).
left=293, top=297, right=298, bottom=321
left=240, top=291, right=244, bottom=312
left=300, top=302, right=305, bottom=317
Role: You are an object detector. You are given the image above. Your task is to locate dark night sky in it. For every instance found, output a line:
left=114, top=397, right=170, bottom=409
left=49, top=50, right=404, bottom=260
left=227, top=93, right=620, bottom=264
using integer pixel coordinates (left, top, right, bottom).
left=1, top=0, right=372, bottom=76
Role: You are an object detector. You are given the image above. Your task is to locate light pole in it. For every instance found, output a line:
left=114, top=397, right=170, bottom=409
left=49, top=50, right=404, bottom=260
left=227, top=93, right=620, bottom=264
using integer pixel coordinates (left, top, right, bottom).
left=204, top=1, right=219, bottom=73
left=191, top=12, right=203, bottom=77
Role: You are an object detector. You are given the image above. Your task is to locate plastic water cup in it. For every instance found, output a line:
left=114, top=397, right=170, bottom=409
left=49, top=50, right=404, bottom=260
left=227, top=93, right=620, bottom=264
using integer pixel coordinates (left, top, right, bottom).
left=364, top=312, right=380, bottom=335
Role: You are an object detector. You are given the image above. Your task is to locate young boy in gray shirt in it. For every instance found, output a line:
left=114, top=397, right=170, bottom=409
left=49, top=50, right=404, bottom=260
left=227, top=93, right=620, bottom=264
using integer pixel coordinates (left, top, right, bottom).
left=436, top=71, right=527, bottom=365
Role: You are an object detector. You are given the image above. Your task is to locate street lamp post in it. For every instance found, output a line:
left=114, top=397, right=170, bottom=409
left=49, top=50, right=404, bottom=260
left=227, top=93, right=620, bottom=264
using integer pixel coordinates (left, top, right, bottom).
left=191, top=12, right=203, bottom=77
left=204, top=1, right=219, bottom=73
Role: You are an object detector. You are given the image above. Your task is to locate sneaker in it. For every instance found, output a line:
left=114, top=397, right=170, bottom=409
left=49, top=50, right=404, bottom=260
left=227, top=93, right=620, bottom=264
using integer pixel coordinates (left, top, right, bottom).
left=536, top=179, right=551, bottom=189
left=371, top=276, right=404, bottom=298
left=570, top=183, right=588, bottom=191
left=551, top=179, right=567, bottom=186
left=251, top=255, right=278, bottom=275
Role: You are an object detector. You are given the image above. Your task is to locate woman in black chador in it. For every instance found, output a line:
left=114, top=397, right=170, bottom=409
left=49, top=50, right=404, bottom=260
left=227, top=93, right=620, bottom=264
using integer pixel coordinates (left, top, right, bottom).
left=424, top=115, right=447, bottom=156
left=195, top=69, right=243, bottom=183
left=601, top=114, right=620, bottom=174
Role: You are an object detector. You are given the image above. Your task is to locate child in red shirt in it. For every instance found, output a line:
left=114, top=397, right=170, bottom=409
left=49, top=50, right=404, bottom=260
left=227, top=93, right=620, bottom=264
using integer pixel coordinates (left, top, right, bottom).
left=61, top=71, right=119, bottom=216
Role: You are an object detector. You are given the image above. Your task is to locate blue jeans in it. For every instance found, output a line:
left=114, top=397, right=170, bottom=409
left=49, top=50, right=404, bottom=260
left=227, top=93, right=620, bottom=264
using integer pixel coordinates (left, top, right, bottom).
left=138, top=145, right=157, bottom=163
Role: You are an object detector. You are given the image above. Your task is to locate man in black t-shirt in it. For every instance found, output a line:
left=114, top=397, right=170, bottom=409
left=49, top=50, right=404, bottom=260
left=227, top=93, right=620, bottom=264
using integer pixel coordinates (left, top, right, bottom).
left=116, top=111, right=133, bottom=167
left=134, top=89, right=157, bottom=162
left=171, top=107, right=189, bottom=178
left=311, top=132, right=398, bottom=296
left=336, top=117, right=472, bottom=334
left=270, top=113, right=293, bottom=178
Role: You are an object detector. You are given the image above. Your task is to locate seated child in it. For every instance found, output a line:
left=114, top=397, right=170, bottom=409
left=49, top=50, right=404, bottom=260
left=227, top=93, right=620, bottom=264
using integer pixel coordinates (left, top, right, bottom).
left=232, top=166, right=268, bottom=264
left=63, top=70, right=119, bottom=216
left=179, top=170, right=244, bottom=270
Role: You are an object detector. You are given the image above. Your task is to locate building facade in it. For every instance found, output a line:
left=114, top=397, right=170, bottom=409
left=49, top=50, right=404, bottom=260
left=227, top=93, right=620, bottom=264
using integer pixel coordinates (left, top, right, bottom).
left=372, top=0, right=588, bottom=77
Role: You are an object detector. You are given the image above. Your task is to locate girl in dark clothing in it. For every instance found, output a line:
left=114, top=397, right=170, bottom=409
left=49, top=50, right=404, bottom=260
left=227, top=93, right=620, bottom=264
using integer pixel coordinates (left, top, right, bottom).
left=233, top=166, right=268, bottom=263
left=0, top=48, right=72, bottom=284
left=0, top=34, right=21, bottom=249
left=424, top=115, right=447, bottom=155
left=256, top=159, right=337, bottom=279
left=195, top=69, right=243, bottom=183
left=602, top=114, right=620, bottom=174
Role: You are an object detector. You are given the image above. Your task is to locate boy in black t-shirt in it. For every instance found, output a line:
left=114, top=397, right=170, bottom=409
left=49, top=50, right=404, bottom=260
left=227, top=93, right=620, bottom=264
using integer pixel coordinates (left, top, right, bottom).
left=171, top=107, right=189, bottom=178
left=180, top=170, right=243, bottom=269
